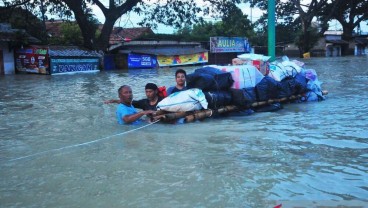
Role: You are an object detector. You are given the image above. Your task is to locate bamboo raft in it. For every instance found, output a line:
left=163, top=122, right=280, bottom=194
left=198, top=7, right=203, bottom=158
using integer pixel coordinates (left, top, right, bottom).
left=152, top=90, right=328, bottom=124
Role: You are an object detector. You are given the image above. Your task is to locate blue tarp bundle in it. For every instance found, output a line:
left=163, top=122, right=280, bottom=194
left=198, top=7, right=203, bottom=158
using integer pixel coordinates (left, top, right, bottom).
left=187, top=67, right=234, bottom=91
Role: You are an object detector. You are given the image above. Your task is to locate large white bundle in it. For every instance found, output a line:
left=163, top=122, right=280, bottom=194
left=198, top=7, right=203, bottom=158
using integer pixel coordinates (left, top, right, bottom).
left=281, top=60, right=302, bottom=74
left=157, top=88, right=208, bottom=112
left=268, top=63, right=287, bottom=82
left=268, top=60, right=303, bottom=82
left=237, top=53, right=271, bottom=61
left=212, top=65, right=264, bottom=89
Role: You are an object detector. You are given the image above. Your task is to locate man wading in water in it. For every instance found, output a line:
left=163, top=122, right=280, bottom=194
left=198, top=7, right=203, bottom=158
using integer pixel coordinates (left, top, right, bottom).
left=115, top=85, right=156, bottom=125
left=106, top=83, right=163, bottom=111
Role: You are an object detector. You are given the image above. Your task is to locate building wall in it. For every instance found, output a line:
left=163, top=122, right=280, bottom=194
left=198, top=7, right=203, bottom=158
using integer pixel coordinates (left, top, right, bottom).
left=0, top=42, right=15, bottom=74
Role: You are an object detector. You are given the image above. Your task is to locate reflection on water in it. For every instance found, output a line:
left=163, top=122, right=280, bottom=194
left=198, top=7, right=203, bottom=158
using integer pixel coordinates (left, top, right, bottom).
left=1, top=57, right=368, bottom=207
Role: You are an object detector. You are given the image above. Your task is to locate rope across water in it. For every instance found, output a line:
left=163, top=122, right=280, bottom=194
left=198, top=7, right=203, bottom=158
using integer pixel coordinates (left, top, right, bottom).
left=8, top=120, right=160, bottom=163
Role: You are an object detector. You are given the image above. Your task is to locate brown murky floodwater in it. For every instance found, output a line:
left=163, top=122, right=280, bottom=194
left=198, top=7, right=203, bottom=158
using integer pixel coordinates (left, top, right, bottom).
left=1, top=56, right=367, bottom=207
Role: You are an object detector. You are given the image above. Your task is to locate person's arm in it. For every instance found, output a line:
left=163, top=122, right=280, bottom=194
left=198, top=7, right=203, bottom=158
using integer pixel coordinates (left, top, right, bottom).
left=104, top=99, right=119, bottom=104
left=123, top=110, right=154, bottom=124
left=132, top=99, right=144, bottom=109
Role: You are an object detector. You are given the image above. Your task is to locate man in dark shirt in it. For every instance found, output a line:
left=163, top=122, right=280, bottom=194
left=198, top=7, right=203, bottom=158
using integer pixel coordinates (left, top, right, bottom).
left=105, top=83, right=162, bottom=111
left=167, top=69, right=187, bottom=95
left=132, top=83, right=162, bottom=110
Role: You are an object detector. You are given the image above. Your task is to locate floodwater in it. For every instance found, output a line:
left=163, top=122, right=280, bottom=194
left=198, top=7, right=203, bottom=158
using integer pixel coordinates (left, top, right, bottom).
left=0, top=56, right=367, bottom=208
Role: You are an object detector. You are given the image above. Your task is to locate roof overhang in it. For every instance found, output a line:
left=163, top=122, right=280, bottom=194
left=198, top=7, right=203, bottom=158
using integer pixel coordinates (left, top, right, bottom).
left=326, top=40, right=349, bottom=44
left=118, top=48, right=208, bottom=56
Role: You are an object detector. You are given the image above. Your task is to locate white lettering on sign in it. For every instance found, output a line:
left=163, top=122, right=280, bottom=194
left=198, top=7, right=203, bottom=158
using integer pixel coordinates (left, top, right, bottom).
left=58, top=64, right=93, bottom=73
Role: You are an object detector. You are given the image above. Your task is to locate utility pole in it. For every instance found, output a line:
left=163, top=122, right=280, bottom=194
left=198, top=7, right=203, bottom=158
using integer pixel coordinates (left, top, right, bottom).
left=250, top=0, right=253, bottom=24
left=268, top=0, right=275, bottom=61
left=40, top=0, right=47, bottom=41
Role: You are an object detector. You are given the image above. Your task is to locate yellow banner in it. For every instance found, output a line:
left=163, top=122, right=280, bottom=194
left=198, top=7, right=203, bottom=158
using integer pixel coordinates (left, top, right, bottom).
left=157, top=52, right=208, bottom=67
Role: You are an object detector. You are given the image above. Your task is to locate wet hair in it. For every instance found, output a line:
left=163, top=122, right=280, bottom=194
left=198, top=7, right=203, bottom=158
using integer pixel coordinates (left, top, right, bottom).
left=175, top=69, right=186, bottom=77
left=118, top=85, right=129, bottom=94
left=145, top=83, right=158, bottom=90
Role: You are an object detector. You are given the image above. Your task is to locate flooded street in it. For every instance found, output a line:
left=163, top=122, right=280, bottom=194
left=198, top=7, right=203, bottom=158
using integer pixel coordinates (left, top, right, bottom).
left=1, top=56, right=367, bottom=207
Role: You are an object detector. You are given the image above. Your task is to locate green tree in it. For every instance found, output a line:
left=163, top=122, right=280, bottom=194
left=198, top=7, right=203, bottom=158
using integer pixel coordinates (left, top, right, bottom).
left=176, top=3, right=255, bottom=42
left=250, top=0, right=333, bottom=56
left=0, top=7, right=47, bottom=43
left=324, top=0, right=368, bottom=40
left=3, top=0, right=249, bottom=51
left=48, top=22, right=84, bottom=45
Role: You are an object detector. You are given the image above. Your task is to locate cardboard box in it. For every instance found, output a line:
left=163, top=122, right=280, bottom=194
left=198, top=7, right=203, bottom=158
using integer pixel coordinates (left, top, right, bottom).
left=251, top=60, right=270, bottom=76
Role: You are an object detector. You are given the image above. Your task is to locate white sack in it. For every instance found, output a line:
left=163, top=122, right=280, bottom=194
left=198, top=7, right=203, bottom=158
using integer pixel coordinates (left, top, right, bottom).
left=157, top=88, right=208, bottom=112
left=237, top=53, right=271, bottom=61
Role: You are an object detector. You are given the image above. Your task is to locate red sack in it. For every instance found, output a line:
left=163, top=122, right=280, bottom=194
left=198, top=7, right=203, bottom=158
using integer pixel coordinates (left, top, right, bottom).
left=158, top=86, right=167, bottom=98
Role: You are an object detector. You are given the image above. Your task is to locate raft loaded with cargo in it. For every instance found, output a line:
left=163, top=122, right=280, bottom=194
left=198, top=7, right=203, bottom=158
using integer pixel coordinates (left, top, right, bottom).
left=152, top=55, right=328, bottom=123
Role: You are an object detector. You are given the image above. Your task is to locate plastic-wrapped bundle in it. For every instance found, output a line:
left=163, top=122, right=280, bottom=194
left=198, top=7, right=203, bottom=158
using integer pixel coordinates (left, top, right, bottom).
left=293, top=73, right=308, bottom=95
left=157, top=88, right=208, bottom=112
left=186, top=67, right=234, bottom=91
left=212, top=65, right=264, bottom=89
left=204, top=91, right=232, bottom=109
left=255, top=76, right=280, bottom=101
left=304, top=69, right=325, bottom=101
left=278, top=77, right=296, bottom=98
left=230, top=87, right=257, bottom=108
left=268, top=59, right=303, bottom=82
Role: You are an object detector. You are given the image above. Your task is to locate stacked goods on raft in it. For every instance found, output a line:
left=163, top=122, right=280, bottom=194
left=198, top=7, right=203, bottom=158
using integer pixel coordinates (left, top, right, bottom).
left=154, top=55, right=327, bottom=123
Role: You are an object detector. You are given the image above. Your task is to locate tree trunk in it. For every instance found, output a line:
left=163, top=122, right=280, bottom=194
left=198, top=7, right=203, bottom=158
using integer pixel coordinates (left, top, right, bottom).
left=62, top=0, right=96, bottom=49
left=342, top=24, right=355, bottom=41
left=94, top=14, right=119, bottom=51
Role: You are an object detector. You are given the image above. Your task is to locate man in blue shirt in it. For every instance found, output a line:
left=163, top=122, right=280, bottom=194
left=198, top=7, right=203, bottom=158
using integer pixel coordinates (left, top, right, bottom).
left=116, top=85, right=155, bottom=124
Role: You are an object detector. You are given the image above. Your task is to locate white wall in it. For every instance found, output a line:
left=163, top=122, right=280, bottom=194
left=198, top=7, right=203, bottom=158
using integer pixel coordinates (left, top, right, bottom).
left=0, top=42, right=15, bottom=74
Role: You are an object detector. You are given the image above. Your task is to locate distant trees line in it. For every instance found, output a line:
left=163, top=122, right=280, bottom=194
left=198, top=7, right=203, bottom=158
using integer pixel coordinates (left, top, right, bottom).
left=1, top=0, right=367, bottom=57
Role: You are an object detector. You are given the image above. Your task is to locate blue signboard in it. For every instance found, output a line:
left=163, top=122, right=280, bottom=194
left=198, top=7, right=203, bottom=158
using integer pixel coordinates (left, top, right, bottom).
left=50, top=58, right=99, bottom=74
left=128, top=53, right=157, bottom=68
left=210, top=37, right=251, bottom=53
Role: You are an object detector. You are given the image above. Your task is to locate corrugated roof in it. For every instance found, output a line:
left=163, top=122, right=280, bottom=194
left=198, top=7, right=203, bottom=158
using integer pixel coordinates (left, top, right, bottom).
left=324, top=31, right=343, bottom=36
left=355, top=38, right=368, bottom=45
left=119, top=48, right=208, bottom=56
left=326, top=40, right=349, bottom=44
left=0, top=23, right=40, bottom=43
left=108, top=40, right=202, bottom=51
left=40, top=45, right=102, bottom=57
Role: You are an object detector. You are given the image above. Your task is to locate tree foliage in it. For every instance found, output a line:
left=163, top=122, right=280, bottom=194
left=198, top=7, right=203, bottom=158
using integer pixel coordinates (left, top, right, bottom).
left=0, top=6, right=47, bottom=43
left=175, top=3, right=255, bottom=43
left=2, top=0, right=249, bottom=51
left=3, top=0, right=367, bottom=55
left=324, top=0, right=368, bottom=40
left=247, top=0, right=368, bottom=56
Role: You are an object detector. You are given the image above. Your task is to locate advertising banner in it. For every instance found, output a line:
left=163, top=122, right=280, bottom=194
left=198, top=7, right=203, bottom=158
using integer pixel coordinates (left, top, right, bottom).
left=50, top=58, right=99, bottom=74
left=210, top=37, right=250, bottom=53
left=15, top=47, right=50, bottom=74
left=128, top=53, right=157, bottom=68
left=157, top=52, right=208, bottom=67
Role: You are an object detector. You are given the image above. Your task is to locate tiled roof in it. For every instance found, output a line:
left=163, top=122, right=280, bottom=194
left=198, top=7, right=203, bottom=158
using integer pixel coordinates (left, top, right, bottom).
left=109, top=27, right=154, bottom=44
left=45, top=21, right=64, bottom=37
left=46, top=21, right=154, bottom=44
